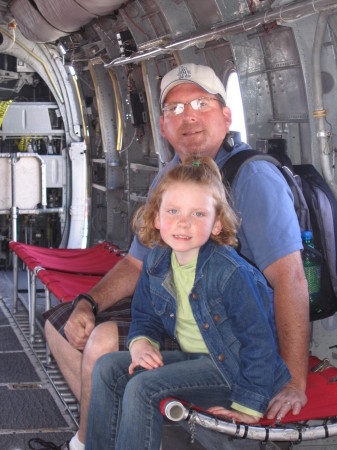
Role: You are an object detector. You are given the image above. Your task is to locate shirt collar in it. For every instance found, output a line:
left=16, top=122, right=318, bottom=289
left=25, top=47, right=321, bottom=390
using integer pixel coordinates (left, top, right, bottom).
left=171, top=131, right=250, bottom=170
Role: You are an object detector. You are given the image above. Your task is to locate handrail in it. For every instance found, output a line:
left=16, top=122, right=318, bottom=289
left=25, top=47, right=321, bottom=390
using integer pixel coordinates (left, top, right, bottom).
left=163, top=399, right=337, bottom=442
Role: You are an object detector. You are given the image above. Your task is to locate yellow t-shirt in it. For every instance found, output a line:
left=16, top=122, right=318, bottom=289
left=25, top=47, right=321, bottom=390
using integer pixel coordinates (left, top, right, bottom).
left=172, top=252, right=262, bottom=418
left=171, top=252, right=208, bottom=354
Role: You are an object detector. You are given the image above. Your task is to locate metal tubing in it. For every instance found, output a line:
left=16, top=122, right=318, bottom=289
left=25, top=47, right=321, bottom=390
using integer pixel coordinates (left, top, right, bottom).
left=163, top=400, right=189, bottom=422
left=312, top=12, right=337, bottom=199
left=30, top=266, right=44, bottom=343
left=163, top=400, right=337, bottom=442
left=13, top=252, right=18, bottom=313
left=29, top=269, right=36, bottom=342
left=16, top=208, right=63, bottom=215
left=45, top=288, right=51, bottom=311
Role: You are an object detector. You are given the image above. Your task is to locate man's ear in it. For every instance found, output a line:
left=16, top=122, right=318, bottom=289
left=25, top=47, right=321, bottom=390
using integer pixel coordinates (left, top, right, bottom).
left=211, top=218, right=222, bottom=236
left=160, top=115, right=166, bottom=139
left=223, top=106, right=232, bottom=130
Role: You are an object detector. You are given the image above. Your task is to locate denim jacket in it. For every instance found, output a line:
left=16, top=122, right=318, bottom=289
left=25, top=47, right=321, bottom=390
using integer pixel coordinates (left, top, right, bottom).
left=127, top=240, right=291, bottom=413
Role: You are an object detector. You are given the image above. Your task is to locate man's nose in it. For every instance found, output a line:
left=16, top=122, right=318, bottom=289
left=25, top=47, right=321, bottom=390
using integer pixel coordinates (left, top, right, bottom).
left=181, top=104, right=198, bottom=119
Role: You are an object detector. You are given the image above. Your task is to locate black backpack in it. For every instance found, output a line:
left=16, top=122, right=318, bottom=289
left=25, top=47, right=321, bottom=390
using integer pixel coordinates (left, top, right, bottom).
left=222, top=149, right=337, bottom=321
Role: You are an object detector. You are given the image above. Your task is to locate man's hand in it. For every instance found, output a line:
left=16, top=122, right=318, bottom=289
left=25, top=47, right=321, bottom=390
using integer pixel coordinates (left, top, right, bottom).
left=64, top=300, right=95, bottom=350
left=129, top=339, right=163, bottom=375
left=208, top=406, right=259, bottom=424
left=263, top=252, right=309, bottom=421
left=266, top=381, right=307, bottom=420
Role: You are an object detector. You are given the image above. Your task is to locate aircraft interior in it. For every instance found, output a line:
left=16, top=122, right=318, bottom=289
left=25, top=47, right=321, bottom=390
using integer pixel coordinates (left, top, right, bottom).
left=0, top=0, right=337, bottom=449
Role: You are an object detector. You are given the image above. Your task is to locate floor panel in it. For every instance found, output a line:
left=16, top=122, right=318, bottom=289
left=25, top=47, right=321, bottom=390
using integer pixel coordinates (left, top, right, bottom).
left=0, top=291, right=76, bottom=450
left=0, top=268, right=209, bottom=449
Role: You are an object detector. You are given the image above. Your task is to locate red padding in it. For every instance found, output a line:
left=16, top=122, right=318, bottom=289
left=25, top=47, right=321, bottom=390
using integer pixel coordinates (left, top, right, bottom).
left=9, top=241, right=122, bottom=275
left=160, top=356, right=337, bottom=425
left=37, top=270, right=102, bottom=303
left=261, top=356, right=337, bottom=424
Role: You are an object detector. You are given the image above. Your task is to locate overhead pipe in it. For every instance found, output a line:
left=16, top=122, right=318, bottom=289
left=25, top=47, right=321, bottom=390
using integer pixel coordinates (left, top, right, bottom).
left=7, top=0, right=124, bottom=43
left=9, top=0, right=126, bottom=43
left=0, top=22, right=16, bottom=51
left=105, top=0, right=337, bottom=68
left=311, top=11, right=337, bottom=199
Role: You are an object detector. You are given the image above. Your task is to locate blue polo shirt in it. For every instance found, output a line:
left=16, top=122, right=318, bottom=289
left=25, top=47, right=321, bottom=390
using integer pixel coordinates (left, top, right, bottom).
left=129, top=133, right=302, bottom=271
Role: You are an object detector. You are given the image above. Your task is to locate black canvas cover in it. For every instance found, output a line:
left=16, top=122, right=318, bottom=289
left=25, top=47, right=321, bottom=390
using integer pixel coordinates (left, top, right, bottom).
left=222, top=150, right=337, bottom=321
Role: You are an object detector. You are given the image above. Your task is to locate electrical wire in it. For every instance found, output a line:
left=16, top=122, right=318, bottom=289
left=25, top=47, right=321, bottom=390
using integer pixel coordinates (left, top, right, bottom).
left=119, top=129, right=137, bottom=154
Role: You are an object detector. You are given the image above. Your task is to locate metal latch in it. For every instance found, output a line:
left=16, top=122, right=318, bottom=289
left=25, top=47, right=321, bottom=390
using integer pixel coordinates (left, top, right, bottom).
left=311, top=357, right=333, bottom=373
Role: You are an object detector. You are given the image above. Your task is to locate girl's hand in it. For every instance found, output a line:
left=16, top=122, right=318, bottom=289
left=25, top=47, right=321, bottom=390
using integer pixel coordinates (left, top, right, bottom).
left=129, top=339, right=164, bottom=375
left=207, top=406, right=260, bottom=424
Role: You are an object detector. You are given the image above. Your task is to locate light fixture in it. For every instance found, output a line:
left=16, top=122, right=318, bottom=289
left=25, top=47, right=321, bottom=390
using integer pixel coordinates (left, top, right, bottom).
left=69, top=65, right=76, bottom=76
left=57, top=43, right=67, bottom=56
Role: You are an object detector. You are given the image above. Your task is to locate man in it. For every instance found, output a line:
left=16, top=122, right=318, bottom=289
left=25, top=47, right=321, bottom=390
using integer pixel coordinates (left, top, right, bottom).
left=44, top=63, right=309, bottom=450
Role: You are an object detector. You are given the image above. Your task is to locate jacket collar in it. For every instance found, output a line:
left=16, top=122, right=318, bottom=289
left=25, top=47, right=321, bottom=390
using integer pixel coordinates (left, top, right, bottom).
left=147, top=239, right=219, bottom=279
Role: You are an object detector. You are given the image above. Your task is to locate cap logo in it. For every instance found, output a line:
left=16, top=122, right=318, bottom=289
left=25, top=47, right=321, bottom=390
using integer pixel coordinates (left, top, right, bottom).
left=177, top=65, right=191, bottom=80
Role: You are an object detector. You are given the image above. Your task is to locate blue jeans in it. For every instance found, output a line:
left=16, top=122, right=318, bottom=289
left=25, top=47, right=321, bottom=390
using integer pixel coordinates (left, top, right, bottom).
left=85, top=350, right=231, bottom=450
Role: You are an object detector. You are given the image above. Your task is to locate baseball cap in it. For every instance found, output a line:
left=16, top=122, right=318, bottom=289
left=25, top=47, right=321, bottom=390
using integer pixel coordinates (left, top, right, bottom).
left=160, top=63, right=227, bottom=106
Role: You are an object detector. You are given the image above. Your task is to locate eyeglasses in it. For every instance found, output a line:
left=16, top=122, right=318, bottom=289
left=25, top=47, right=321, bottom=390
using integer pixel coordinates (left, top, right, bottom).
left=162, top=96, right=224, bottom=117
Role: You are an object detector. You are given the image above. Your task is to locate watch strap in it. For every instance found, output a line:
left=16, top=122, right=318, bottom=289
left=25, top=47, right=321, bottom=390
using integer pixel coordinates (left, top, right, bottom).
left=72, top=293, right=98, bottom=316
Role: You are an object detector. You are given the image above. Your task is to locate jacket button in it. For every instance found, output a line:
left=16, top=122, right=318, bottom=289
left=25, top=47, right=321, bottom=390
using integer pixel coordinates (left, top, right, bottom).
left=203, top=323, right=209, bottom=330
left=218, top=354, right=225, bottom=362
left=214, top=314, right=220, bottom=322
left=192, top=292, right=198, bottom=300
left=170, top=313, right=175, bottom=319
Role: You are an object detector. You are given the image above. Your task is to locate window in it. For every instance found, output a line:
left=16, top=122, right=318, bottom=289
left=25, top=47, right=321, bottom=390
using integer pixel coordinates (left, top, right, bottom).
left=225, top=72, right=247, bottom=143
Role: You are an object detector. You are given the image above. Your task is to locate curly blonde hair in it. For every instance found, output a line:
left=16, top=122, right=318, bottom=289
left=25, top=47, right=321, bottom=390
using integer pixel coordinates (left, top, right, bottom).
left=133, top=156, right=240, bottom=248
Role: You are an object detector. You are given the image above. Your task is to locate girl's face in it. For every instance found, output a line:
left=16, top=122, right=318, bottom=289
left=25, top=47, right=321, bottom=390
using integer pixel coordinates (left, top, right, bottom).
left=154, top=181, right=222, bottom=265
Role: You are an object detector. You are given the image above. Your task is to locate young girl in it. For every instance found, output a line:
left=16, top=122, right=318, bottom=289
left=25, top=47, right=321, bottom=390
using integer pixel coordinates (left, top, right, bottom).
left=85, top=156, right=291, bottom=450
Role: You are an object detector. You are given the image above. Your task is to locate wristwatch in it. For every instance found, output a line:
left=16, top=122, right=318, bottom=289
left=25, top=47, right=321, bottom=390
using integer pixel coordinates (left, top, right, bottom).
left=72, top=293, right=98, bottom=316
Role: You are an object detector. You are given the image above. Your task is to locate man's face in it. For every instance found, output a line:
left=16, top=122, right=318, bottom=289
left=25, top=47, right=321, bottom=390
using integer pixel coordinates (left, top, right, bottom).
left=160, top=83, right=232, bottom=161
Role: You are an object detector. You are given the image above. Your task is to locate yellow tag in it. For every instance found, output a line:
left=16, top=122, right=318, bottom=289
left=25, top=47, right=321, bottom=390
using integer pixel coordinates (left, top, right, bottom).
left=0, top=100, right=13, bottom=127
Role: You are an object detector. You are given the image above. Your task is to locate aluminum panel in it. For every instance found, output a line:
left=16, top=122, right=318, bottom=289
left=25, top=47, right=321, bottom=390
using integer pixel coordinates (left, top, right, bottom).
left=1, top=103, right=64, bottom=137
left=42, top=155, right=64, bottom=188
left=0, top=157, right=11, bottom=210
left=13, top=157, right=41, bottom=209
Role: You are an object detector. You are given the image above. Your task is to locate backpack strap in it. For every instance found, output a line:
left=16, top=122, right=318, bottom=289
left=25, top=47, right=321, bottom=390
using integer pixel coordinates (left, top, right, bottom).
left=221, top=149, right=311, bottom=232
left=221, top=150, right=282, bottom=187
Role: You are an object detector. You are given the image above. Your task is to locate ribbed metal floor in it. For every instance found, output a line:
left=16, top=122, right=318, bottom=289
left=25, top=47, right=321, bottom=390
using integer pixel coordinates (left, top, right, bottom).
left=2, top=268, right=337, bottom=449
left=12, top=303, right=80, bottom=425
left=0, top=268, right=209, bottom=450
left=0, top=295, right=77, bottom=450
